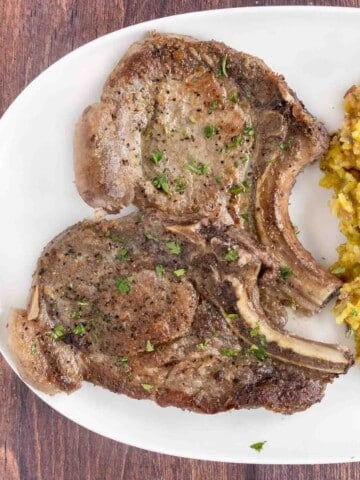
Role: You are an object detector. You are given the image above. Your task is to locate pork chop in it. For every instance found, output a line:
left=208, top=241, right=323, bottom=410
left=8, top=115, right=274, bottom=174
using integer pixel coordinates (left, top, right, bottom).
left=74, top=32, right=340, bottom=315
left=9, top=211, right=352, bottom=414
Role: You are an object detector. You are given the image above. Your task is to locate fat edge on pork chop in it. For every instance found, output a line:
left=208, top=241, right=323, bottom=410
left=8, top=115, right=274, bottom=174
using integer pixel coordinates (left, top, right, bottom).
left=74, top=32, right=341, bottom=316
left=8, top=211, right=353, bottom=414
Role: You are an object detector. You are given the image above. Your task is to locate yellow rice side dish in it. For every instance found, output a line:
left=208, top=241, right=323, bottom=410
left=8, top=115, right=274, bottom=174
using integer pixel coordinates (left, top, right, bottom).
left=320, top=85, right=360, bottom=359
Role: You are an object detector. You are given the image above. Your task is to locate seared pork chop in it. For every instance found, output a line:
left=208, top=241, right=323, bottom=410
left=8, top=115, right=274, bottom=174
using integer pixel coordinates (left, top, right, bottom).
left=74, top=32, right=340, bottom=314
left=9, top=211, right=352, bottom=414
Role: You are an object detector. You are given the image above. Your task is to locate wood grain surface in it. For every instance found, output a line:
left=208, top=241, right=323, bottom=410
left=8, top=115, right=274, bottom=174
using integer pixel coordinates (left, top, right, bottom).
left=1, top=1, right=359, bottom=479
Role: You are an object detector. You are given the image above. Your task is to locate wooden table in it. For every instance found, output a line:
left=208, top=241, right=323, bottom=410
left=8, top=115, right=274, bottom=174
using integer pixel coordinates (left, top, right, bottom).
left=1, top=1, right=359, bottom=478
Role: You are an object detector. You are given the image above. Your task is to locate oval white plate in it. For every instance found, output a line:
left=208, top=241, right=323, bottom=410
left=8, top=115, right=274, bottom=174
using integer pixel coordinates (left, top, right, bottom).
left=1, top=6, right=360, bottom=464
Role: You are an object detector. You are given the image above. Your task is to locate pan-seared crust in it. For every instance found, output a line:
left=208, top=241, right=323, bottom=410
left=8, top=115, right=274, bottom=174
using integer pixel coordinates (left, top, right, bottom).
left=74, top=32, right=340, bottom=314
left=8, top=211, right=353, bottom=414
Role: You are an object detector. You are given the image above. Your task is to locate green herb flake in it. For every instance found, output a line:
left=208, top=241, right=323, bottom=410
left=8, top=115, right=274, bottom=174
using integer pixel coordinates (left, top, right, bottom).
left=196, top=340, right=209, bottom=350
left=150, top=150, right=164, bottom=165
left=174, top=177, right=187, bottom=193
left=279, top=266, right=294, bottom=281
left=250, top=441, right=267, bottom=453
left=351, top=308, right=360, bottom=317
left=185, top=160, right=211, bottom=175
left=225, top=248, right=238, bottom=262
left=52, top=325, right=65, bottom=340
left=73, top=323, right=86, bottom=335
left=70, top=310, right=81, bottom=319
left=30, top=344, right=37, bottom=355
left=145, top=340, right=154, bottom=352
left=116, top=247, right=128, bottom=261
left=152, top=171, right=170, bottom=194
left=220, top=55, right=228, bottom=77
left=189, top=115, right=197, bottom=124
left=240, top=213, right=250, bottom=222
left=225, top=312, right=239, bottom=319
left=215, top=176, right=222, bottom=184
left=229, top=181, right=249, bottom=195
left=166, top=241, right=181, bottom=255
left=204, top=124, right=217, bottom=139
left=250, top=344, right=267, bottom=361
left=331, top=266, right=346, bottom=275
left=115, top=277, right=132, bottom=295
left=145, top=232, right=157, bottom=241
left=220, top=348, right=238, bottom=357
left=229, top=91, right=238, bottom=103
left=250, top=326, right=260, bottom=337
left=279, top=142, right=288, bottom=151
left=243, top=125, right=255, bottom=137
left=155, top=264, right=166, bottom=277
left=141, top=383, right=153, bottom=392
left=242, top=154, right=249, bottom=165
left=116, top=356, right=128, bottom=368
left=227, top=135, right=243, bottom=149
left=77, top=300, right=88, bottom=306
left=174, top=268, right=186, bottom=277
left=208, top=100, right=218, bottom=113
left=105, top=231, right=124, bottom=243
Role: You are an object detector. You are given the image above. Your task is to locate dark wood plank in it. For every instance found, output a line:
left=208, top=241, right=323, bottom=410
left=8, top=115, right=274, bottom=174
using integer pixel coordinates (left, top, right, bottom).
left=1, top=1, right=359, bottom=479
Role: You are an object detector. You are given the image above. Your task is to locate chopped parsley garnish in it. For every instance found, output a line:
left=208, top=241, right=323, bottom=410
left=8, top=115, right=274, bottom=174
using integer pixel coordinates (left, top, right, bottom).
left=243, top=125, right=255, bottom=137
left=141, top=383, right=153, bottom=392
left=174, top=268, right=186, bottom=277
left=166, top=241, right=181, bottom=255
left=250, top=344, right=267, bottom=361
left=331, top=266, right=346, bottom=275
left=145, top=232, right=157, bottom=241
left=225, top=248, right=238, bottom=261
left=116, top=356, right=128, bottom=368
left=52, top=325, right=65, bottom=340
left=229, top=181, right=249, bottom=195
left=250, top=441, right=266, bottom=452
left=145, top=340, right=154, bottom=352
left=242, top=154, right=249, bottom=164
left=279, top=142, right=288, bottom=151
left=225, top=312, right=239, bottom=319
left=115, top=276, right=132, bottom=294
left=73, top=323, right=86, bottom=335
left=229, top=91, right=238, bottom=103
left=220, top=55, right=228, bottom=77
left=351, top=308, right=360, bottom=317
left=208, top=100, right=218, bottom=112
left=249, top=325, right=267, bottom=346
left=227, top=135, right=243, bottom=149
left=174, top=177, right=187, bottom=194
left=279, top=266, right=294, bottom=281
left=30, top=344, right=37, bottom=355
left=185, top=160, right=211, bottom=175
left=155, top=264, right=166, bottom=277
left=204, top=124, right=217, bottom=139
left=240, top=213, right=250, bottom=222
left=116, top=247, right=128, bottom=261
left=70, top=310, right=81, bottom=319
left=220, top=348, right=238, bottom=357
left=105, top=231, right=124, bottom=243
left=152, top=171, right=170, bottom=194
left=215, top=176, right=222, bottom=184
left=77, top=300, right=88, bottom=306
left=196, top=340, right=209, bottom=350
left=150, top=150, right=164, bottom=165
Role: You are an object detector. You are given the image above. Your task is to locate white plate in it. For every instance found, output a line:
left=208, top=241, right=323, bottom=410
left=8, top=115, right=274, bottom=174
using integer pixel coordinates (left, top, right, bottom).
left=1, top=6, right=360, bottom=464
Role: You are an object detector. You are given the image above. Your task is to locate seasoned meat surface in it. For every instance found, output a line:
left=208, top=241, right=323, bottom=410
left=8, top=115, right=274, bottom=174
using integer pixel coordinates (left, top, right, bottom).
left=9, top=211, right=352, bottom=414
left=74, top=32, right=341, bottom=315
